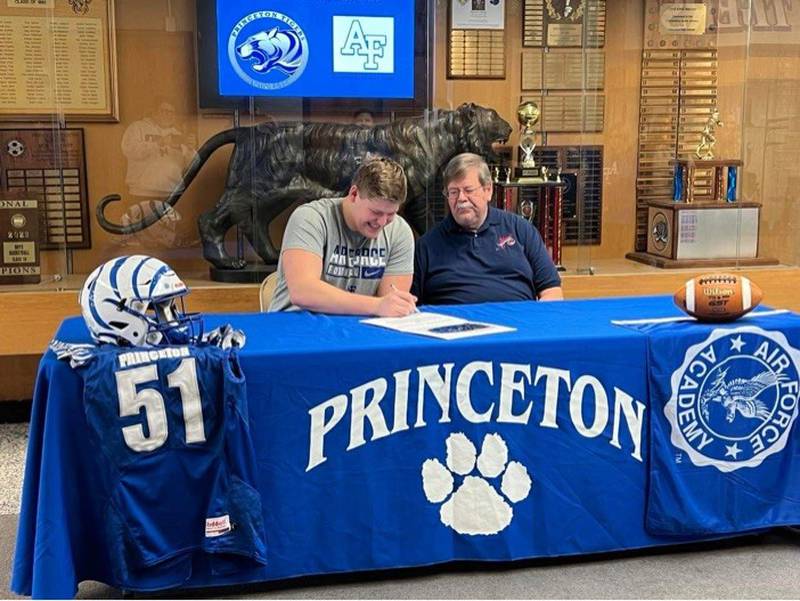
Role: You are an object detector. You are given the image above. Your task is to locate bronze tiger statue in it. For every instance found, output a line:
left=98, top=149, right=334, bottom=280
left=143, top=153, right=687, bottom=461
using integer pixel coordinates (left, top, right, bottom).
left=97, top=103, right=512, bottom=269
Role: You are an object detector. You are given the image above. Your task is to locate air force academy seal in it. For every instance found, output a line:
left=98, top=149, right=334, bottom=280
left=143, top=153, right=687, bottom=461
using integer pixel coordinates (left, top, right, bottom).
left=667, top=326, right=799, bottom=472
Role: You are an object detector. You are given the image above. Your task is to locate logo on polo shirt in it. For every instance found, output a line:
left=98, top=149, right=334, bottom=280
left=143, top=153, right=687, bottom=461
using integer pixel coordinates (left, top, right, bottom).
left=496, top=234, right=516, bottom=250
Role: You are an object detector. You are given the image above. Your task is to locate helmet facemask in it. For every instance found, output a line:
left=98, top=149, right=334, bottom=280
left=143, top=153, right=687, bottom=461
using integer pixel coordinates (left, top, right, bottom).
left=132, top=294, right=202, bottom=346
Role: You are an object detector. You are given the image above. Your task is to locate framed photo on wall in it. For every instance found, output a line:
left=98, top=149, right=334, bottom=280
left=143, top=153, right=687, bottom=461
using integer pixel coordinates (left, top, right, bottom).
left=448, top=0, right=506, bottom=79
left=0, top=0, right=119, bottom=121
left=451, top=0, right=505, bottom=30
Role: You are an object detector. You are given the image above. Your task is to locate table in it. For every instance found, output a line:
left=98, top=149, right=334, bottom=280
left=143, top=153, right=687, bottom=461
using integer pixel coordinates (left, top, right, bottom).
left=11, top=296, right=800, bottom=598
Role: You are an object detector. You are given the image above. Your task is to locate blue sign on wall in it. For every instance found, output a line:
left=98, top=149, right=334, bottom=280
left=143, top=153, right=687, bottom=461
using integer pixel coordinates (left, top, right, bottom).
left=216, top=1, right=416, bottom=98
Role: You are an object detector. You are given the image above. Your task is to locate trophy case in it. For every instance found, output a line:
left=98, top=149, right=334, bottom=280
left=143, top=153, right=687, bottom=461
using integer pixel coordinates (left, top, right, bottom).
left=3, top=0, right=800, bottom=400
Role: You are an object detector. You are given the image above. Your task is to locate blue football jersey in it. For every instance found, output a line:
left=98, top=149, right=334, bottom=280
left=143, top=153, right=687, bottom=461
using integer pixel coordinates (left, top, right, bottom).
left=50, top=339, right=267, bottom=589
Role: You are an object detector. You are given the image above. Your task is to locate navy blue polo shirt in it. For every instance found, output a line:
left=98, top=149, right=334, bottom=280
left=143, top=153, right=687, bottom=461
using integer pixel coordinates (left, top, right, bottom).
left=412, top=207, right=561, bottom=305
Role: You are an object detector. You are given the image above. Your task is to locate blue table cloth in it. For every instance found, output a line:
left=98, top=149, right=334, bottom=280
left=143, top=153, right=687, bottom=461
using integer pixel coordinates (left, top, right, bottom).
left=627, top=316, right=800, bottom=535
left=11, top=296, right=800, bottom=598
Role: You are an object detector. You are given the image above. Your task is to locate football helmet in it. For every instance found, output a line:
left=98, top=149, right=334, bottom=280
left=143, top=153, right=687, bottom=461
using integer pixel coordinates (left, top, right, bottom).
left=79, top=255, right=202, bottom=346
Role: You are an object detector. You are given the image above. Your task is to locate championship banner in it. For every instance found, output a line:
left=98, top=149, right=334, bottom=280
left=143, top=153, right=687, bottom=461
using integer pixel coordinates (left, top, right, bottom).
left=624, top=314, right=800, bottom=535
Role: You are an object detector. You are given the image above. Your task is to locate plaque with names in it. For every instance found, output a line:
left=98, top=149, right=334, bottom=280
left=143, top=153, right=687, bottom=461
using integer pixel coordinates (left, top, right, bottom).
left=584, top=0, right=606, bottom=47
left=0, top=0, right=118, bottom=121
left=633, top=48, right=718, bottom=251
left=524, top=0, right=606, bottom=48
left=545, top=50, right=604, bottom=89
left=448, top=29, right=506, bottom=79
left=523, top=49, right=605, bottom=90
left=0, top=128, right=90, bottom=249
left=523, top=93, right=604, bottom=132
left=521, top=51, right=543, bottom=90
left=0, top=194, right=39, bottom=284
left=523, top=0, right=545, bottom=46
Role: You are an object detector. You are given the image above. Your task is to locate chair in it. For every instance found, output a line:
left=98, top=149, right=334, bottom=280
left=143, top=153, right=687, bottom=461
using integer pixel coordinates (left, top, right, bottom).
left=259, top=272, right=279, bottom=312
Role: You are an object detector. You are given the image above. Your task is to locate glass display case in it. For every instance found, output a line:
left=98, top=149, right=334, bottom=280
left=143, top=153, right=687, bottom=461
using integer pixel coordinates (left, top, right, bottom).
left=2, top=0, right=800, bottom=397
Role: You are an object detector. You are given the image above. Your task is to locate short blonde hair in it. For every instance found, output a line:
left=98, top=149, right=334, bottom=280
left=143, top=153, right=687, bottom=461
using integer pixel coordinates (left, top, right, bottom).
left=352, top=157, right=407, bottom=205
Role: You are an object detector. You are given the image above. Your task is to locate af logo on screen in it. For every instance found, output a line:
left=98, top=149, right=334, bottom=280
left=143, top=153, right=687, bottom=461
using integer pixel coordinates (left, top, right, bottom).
left=333, top=16, right=394, bottom=73
left=666, top=326, right=800, bottom=472
left=228, top=11, right=309, bottom=90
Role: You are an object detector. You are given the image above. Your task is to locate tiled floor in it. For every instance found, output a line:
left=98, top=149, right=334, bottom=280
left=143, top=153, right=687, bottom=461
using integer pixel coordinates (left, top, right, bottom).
left=0, top=423, right=28, bottom=516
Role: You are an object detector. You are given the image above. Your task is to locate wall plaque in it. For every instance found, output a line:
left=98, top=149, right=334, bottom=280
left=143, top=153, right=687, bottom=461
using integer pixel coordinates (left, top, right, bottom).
left=0, top=194, right=39, bottom=284
left=524, top=0, right=606, bottom=48
left=521, top=51, right=543, bottom=90
left=531, top=145, right=604, bottom=245
left=0, top=128, right=90, bottom=249
left=633, top=47, right=718, bottom=251
left=522, top=0, right=545, bottom=46
left=522, top=50, right=604, bottom=91
left=660, top=4, right=707, bottom=35
left=0, top=0, right=118, bottom=121
left=523, top=93, right=605, bottom=132
left=448, top=29, right=506, bottom=79
left=644, top=0, right=716, bottom=49
left=451, top=0, right=505, bottom=29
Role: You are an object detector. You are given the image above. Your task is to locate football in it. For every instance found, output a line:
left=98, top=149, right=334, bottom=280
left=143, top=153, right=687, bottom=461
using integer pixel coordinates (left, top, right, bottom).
left=674, top=273, right=762, bottom=322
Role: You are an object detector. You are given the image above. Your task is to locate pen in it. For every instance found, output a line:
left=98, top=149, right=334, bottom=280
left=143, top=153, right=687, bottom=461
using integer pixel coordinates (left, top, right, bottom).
left=391, top=284, right=420, bottom=313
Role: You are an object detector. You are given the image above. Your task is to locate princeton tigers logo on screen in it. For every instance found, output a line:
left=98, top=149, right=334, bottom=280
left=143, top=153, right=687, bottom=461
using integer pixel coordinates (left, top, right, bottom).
left=227, top=11, right=308, bottom=91
left=666, top=326, right=800, bottom=472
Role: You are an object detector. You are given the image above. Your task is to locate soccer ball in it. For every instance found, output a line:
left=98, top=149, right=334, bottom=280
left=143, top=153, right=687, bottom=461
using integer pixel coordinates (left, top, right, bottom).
left=6, top=139, right=25, bottom=157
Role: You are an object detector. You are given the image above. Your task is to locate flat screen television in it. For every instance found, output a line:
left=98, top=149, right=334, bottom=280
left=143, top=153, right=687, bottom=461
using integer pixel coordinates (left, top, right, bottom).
left=196, top=0, right=430, bottom=113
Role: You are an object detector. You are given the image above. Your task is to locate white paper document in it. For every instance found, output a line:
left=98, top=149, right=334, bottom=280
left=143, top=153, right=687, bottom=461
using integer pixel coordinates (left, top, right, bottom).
left=361, top=311, right=515, bottom=340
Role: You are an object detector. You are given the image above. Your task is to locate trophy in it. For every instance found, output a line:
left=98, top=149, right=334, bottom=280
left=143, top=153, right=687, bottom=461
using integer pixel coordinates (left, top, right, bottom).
left=695, top=107, right=722, bottom=160
left=515, top=101, right=543, bottom=182
left=671, top=106, right=741, bottom=203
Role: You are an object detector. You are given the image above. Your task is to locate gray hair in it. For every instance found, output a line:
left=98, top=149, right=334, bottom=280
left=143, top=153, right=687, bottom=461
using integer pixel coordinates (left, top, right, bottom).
left=443, top=152, right=492, bottom=189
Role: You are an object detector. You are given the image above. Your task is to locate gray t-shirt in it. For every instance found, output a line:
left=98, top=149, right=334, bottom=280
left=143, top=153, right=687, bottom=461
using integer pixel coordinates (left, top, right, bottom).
left=268, top=197, right=414, bottom=312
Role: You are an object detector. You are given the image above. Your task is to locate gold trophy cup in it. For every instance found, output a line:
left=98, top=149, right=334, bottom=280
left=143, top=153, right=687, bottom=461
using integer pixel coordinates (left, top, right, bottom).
left=516, top=101, right=543, bottom=181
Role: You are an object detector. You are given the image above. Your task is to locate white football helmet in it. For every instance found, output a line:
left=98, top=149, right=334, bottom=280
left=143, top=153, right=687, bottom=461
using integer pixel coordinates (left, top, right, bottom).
left=79, top=255, right=201, bottom=346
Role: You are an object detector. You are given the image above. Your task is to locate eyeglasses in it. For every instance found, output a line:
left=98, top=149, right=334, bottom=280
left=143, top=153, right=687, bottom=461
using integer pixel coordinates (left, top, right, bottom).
left=444, top=185, right=486, bottom=200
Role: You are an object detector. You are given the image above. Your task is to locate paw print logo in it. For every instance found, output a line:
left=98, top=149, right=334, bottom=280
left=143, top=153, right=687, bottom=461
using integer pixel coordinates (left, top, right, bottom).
left=421, top=432, right=532, bottom=535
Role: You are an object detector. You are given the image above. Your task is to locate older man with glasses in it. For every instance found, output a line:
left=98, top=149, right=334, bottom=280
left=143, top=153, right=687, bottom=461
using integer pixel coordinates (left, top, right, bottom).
left=412, top=152, right=563, bottom=305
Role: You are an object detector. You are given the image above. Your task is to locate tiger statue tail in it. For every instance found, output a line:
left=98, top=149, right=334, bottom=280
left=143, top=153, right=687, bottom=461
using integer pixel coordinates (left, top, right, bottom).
left=96, top=128, right=240, bottom=235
